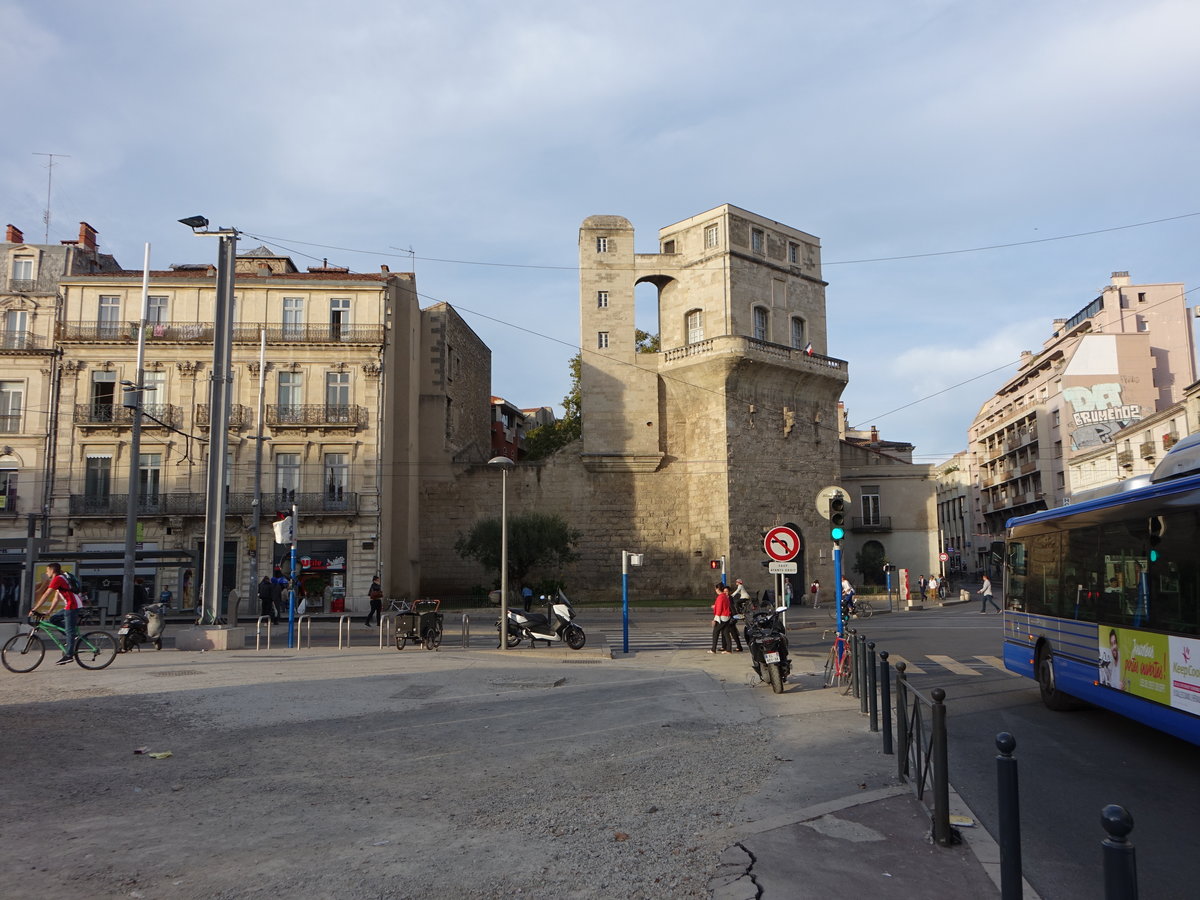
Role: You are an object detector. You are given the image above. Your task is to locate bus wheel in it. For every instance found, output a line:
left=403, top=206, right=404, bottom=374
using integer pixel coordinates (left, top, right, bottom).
left=1037, top=646, right=1081, bottom=711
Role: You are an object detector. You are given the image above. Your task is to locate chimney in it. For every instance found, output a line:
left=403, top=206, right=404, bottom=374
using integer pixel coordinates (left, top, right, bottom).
left=78, top=222, right=98, bottom=250
left=870, top=426, right=879, bottom=444
left=380, top=264, right=390, bottom=274
left=1111, top=271, right=1131, bottom=287
left=5, top=225, right=23, bottom=244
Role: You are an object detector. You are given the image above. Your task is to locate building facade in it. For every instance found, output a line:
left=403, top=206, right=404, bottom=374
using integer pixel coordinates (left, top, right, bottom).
left=0, top=223, right=124, bottom=613
left=969, top=272, right=1195, bottom=542
left=419, top=205, right=850, bottom=600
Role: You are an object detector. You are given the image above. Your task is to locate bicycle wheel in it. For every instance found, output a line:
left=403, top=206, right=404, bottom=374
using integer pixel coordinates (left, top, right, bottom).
left=2, top=632, right=45, bottom=673
left=75, top=631, right=118, bottom=670
left=823, top=647, right=836, bottom=688
left=858, top=600, right=874, bottom=619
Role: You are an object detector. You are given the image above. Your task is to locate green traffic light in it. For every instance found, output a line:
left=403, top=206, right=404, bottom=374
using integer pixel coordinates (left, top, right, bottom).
left=831, top=526, right=845, bottom=541
left=1149, top=549, right=1158, bottom=563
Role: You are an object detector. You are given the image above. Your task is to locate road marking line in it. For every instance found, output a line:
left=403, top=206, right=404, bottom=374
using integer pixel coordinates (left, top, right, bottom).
left=886, top=654, right=926, bottom=674
left=927, top=654, right=980, bottom=676
left=975, top=655, right=1020, bottom=675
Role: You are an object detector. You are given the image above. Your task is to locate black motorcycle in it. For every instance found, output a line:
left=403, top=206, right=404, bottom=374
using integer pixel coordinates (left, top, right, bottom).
left=744, top=605, right=791, bottom=694
left=117, top=602, right=168, bottom=652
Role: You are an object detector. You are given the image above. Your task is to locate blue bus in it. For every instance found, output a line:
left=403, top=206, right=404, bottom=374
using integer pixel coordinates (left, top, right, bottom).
left=1003, top=433, right=1200, bottom=746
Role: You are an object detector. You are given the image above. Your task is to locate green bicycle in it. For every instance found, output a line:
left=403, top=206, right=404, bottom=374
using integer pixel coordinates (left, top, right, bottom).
left=2, top=615, right=119, bottom=673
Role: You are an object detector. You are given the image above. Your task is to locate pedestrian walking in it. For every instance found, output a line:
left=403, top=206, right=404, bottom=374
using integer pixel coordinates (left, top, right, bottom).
left=522, top=584, right=534, bottom=612
left=783, top=579, right=794, bottom=608
left=257, top=576, right=277, bottom=624
left=709, top=583, right=733, bottom=654
left=365, top=575, right=383, bottom=627
left=977, top=574, right=1001, bottom=613
left=810, top=579, right=821, bottom=608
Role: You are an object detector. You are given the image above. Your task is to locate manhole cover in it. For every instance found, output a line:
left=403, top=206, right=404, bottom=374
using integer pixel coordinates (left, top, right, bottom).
left=150, top=669, right=203, bottom=677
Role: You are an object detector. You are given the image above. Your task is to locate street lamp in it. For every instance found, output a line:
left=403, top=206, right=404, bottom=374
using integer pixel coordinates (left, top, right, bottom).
left=487, top=455, right=515, bottom=650
left=179, top=216, right=238, bottom=626
left=119, top=243, right=152, bottom=616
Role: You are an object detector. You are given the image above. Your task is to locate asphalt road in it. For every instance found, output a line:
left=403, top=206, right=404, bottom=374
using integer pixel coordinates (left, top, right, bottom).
left=853, top=603, right=1195, bottom=900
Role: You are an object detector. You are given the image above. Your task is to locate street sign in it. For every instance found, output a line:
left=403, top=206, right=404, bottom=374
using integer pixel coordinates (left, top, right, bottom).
left=939, top=552, right=949, bottom=562
left=763, top=525, right=800, bottom=562
left=768, top=561, right=798, bottom=574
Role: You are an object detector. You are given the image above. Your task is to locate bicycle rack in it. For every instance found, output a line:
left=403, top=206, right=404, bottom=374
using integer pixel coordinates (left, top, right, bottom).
left=336, top=614, right=353, bottom=649
left=255, top=616, right=272, bottom=650
left=297, top=615, right=314, bottom=649
left=378, top=613, right=396, bottom=649
left=461, top=613, right=470, bottom=648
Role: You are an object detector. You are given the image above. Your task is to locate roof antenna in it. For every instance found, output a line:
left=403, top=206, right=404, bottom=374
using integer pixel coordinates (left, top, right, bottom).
left=33, top=152, right=71, bottom=243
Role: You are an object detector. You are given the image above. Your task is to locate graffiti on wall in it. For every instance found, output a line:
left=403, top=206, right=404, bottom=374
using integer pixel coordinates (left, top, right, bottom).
left=1064, top=382, right=1141, bottom=450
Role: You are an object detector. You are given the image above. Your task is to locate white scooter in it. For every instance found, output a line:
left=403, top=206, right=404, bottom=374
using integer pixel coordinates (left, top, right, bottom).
left=497, top=589, right=586, bottom=650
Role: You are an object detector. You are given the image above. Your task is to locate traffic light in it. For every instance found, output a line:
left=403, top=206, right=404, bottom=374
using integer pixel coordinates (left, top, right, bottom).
left=709, top=559, right=721, bottom=570
left=829, top=494, right=846, bottom=542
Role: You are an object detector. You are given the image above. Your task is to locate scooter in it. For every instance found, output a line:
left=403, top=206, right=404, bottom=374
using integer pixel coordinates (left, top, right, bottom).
left=745, top=605, right=791, bottom=694
left=117, top=602, right=168, bottom=652
left=496, top=589, right=586, bottom=650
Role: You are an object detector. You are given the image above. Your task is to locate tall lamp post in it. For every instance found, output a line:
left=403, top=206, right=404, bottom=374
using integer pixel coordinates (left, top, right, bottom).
left=487, top=456, right=515, bottom=650
left=179, top=216, right=237, bottom=626
left=119, top=242, right=152, bottom=616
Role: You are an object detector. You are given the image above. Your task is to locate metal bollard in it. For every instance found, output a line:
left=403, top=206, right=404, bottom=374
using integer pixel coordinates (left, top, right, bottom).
left=931, top=688, right=951, bottom=846
left=1101, top=804, right=1137, bottom=900
left=895, top=661, right=909, bottom=779
left=880, top=650, right=893, bottom=754
left=858, top=634, right=869, bottom=714
left=462, top=613, right=470, bottom=648
left=867, top=641, right=879, bottom=732
left=996, top=733, right=1022, bottom=900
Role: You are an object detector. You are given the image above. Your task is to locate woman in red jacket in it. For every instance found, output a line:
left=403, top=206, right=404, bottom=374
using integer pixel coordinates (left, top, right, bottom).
left=709, top=583, right=733, bottom=654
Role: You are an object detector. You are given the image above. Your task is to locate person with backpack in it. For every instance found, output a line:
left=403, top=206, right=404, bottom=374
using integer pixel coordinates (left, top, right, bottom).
left=30, top=563, right=82, bottom=665
left=365, top=575, right=384, bottom=627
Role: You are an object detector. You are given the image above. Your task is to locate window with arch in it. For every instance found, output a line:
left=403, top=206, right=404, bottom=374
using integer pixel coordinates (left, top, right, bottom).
left=790, top=316, right=807, bottom=350
left=752, top=307, right=769, bottom=342
left=686, top=309, right=704, bottom=344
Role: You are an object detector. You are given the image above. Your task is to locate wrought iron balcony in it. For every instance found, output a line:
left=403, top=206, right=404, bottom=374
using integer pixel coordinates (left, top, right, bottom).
left=195, top=403, right=254, bottom=428
left=1117, top=449, right=1134, bottom=467
left=0, top=330, right=41, bottom=352
left=233, top=324, right=384, bottom=344
left=69, top=493, right=206, bottom=517
left=1139, top=441, right=1157, bottom=460
left=266, top=404, right=367, bottom=428
left=7, top=279, right=36, bottom=292
left=74, top=403, right=183, bottom=428
left=253, top=491, right=359, bottom=516
left=68, top=490, right=359, bottom=518
left=851, top=516, right=892, bottom=533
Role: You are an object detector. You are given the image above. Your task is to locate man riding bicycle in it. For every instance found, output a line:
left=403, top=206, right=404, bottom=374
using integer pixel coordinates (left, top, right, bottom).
left=29, top=563, right=82, bottom=665
left=840, top=577, right=857, bottom=620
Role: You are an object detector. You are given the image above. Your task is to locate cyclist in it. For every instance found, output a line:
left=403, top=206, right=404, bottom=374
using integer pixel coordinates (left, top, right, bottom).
left=840, top=577, right=857, bottom=620
left=30, top=562, right=82, bottom=665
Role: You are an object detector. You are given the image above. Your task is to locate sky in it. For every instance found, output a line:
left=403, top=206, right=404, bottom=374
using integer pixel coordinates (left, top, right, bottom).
left=4, top=0, right=1199, bottom=464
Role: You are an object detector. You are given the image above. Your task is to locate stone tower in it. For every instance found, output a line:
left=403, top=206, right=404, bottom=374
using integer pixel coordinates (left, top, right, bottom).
left=576, top=205, right=848, bottom=594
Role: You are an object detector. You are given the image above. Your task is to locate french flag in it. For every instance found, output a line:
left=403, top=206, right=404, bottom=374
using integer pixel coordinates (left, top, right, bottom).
left=804, top=341, right=814, bottom=356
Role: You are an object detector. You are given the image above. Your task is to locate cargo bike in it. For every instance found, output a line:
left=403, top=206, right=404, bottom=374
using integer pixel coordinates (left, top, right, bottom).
left=393, top=598, right=443, bottom=650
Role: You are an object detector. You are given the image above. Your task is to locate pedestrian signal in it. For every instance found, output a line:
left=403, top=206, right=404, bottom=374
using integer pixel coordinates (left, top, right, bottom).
left=709, top=559, right=721, bottom=570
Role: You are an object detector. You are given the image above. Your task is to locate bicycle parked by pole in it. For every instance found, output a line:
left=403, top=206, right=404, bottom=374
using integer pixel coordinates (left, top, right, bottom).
left=2, top=614, right=119, bottom=672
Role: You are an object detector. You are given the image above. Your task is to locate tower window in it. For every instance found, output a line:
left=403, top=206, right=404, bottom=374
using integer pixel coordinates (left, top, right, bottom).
left=751, top=228, right=765, bottom=254
left=597, top=331, right=609, bottom=349
left=788, top=242, right=800, bottom=264
left=753, top=307, right=769, bottom=341
left=597, top=291, right=608, bottom=309
left=596, top=237, right=609, bottom=253
left=686, top=309, right=704, bottom=345
left=704, top=224, right=719, bottom=249
left=790, top=317, right=806, bottom=350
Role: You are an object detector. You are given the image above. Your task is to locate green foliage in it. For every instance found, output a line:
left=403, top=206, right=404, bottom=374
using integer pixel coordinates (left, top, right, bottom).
left=853, top=543, right=887, bottom=586
left=635, top=329, right=660, bottom=353
left=523, top=353, right=581, bottom=460
left=454, top=512, right=581, bottom=584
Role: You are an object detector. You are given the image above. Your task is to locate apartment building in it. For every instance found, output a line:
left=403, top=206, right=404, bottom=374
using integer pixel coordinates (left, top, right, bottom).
left=970, top=272, right=1195, bottom=542
left=48, top=245, right=457, bottom=616
left=0, top=223, right=124, bottom=613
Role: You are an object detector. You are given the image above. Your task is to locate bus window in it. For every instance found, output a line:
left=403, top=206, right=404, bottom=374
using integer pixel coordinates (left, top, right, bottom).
left=1011, top=532, right=1062, bottom=616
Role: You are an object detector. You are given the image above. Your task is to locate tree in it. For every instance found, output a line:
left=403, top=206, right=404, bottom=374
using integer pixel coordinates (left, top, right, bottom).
left=853, top=542, right=886, bottom=586
left=454, top=511, right=581, bottom=585
left=523, top=353, right=581, bottom=459
left=635, top=329, right=660, bottom=353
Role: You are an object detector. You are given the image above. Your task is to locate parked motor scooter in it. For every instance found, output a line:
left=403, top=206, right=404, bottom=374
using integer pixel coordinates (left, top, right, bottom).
left=496, top=589, right=586, bottom=650
left=117, top=602, right=168, bottom=652
left=745, top=605, right=791, bottom=694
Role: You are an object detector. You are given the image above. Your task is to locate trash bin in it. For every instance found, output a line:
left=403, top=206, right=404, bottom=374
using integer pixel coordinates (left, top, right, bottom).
left=331, top=596, right=345, bottom=613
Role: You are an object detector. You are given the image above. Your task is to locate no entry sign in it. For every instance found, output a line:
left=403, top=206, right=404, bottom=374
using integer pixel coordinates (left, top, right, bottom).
left=763, top=525, right=800, bottom=562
